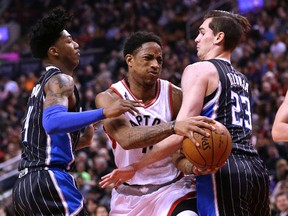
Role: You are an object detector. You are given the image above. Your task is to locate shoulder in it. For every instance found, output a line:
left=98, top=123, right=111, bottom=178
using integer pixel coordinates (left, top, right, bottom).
left=95, top=89, right=121, bottom=108
left=183, top=61, right=218, bottom=77
left=171, top=83, right=182, bottom=98
left=44, top=73, right=74, bottom=92
left=169, top=83, right=182, bottom=117
left=48, top=73, right=74, bottom=86
left=159, top=79, right=182, bottom=102
left=182, top=61, right=218, bottom=87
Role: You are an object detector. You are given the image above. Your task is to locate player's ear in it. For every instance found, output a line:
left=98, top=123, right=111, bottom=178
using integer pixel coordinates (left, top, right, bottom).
left=215, top=32, right=224, bottom=44
left=125, top=54, right=133, bottom=67
left=48, top=46, right=59, bottom=57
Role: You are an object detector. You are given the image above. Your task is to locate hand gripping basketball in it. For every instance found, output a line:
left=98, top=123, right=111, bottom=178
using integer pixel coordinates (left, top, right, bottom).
left=182, top=120, right=232, bottom=170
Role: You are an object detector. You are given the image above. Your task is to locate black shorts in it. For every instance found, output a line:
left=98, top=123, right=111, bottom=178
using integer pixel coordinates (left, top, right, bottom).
left=196, top=153, right=270, bottom=216
left=13, top=168, right=88, bottom=216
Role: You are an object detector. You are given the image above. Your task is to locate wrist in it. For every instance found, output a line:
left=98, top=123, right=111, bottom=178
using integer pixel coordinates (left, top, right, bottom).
left=101, top=108, right=106, bottom=118
left=130, top=163, right=139, bottom=172
left=171, top=120, right=176, bottom=134
left=184, top=161, right=195, bottom=174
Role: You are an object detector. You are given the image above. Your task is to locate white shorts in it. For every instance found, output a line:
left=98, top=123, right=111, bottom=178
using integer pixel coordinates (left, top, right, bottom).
left=109, top=176, right=196, bottom=216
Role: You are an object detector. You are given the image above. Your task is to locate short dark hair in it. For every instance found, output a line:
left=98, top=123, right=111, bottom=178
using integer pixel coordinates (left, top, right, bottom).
left=123, top=31, right=162, bottom=57
left=29, top=7, right=72, bottom=59
left=204, top=10, right=251, bottom=51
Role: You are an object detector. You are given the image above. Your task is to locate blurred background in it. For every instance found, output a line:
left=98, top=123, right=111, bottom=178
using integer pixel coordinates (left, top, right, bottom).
left=0, top=0, right=287, bottom=215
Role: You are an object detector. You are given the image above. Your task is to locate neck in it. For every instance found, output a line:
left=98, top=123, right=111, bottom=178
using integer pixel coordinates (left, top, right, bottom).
left=203, top=48, right=231, bottom=62
left=125, top=78, right=157, bottom=104
left=44, top=62, right=73, bottom=76
left=215, top=52, right=231, bottom=62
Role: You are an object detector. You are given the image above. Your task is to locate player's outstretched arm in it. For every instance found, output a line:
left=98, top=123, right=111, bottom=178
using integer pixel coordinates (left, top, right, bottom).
left=42, top=74, right=142, bottom=134
left=99, top=128, right=211, bottom=188
left=96, top=90, right=215, bottom=150
left=103, top=97, right=142, bottom=118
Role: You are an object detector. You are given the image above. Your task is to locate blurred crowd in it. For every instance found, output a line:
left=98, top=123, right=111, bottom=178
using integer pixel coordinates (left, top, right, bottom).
left=0, top=0, right=288, bottom=215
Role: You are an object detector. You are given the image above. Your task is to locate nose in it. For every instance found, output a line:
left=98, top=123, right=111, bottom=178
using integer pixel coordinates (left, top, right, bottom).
left=74, top=40, right=79, bottom=49
left=195, top=34, right=200, bottom=43
left=151, top=59, right=160, bottom=69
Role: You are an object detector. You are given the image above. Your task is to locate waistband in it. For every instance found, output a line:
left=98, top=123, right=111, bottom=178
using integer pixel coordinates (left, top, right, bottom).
left=18, top=166, right=66, bottom=178
left=116, top=175, right=182, bottom=196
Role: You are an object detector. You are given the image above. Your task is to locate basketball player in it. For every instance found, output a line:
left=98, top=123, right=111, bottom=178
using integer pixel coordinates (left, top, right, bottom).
left=95, top=31, right=215, bottom=216
left=100, top=11, right=271, bottom=216
left=12, top=8, right=142, bottom=216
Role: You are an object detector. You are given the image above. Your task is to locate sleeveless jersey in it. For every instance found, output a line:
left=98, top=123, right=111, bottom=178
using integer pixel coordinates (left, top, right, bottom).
left=201, top=59, right=257, bottom=155
left=107, top=79, right=180, bottom=185
left=18, top=66, right=81, bottom=171
left=196, top=59, right=270, bottom=216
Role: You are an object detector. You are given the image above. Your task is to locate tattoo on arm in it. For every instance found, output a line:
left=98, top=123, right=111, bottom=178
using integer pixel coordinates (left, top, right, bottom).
left=183, top=161, right=194, bottom=174
left=44, top=74, right=74, bottom=108
left=124, top=122, right=174, bottom=150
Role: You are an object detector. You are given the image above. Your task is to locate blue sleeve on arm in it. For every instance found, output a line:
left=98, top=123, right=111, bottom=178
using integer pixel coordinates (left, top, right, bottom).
left=42, top=105, right=105, bottom=134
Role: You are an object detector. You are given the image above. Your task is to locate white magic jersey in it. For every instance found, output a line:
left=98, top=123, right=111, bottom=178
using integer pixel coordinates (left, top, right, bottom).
left=108, top=79, right=180, bottom=185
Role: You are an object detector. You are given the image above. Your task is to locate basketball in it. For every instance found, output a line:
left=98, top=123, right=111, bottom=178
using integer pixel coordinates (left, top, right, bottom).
left=182, top=120, right=232, bottom=170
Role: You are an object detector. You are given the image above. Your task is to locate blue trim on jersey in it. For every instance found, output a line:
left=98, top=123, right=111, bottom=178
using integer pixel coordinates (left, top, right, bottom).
left=196, top=175, right=216, bottom=216
left=43, top=105, right=104, bottom=134
left=199, top=101, right=217, bottom=215
left=49, top=133, right=73, bottom=168
left=51, top=169, right=83, bottom=214
left=201, top=103, right=214, bottom=117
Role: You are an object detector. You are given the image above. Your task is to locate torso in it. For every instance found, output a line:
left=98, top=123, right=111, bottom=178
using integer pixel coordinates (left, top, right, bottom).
left=203, top=59, right=257, bottom=154
left=107, top=79, right=180, bottom=185
left=19, top=67, right=81, bottom=171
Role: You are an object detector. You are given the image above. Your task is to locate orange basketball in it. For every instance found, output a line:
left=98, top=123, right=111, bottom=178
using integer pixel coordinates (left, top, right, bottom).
left=182, top=120, right=232, bottom=170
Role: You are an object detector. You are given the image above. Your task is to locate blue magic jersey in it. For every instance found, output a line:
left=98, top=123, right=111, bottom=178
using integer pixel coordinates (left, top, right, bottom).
left=197, top=59, right=270, bottom=216
left=18, top=67, right=81, bottom=171
left=202, top=59, right=257, bottom=155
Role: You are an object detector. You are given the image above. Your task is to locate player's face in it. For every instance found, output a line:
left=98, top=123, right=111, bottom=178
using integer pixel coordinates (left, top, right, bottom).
left=54, top=30, right=80, bottom=70
left=128, top=42, right=163, bottom=87
left=195, top=18, right=217, bottom=60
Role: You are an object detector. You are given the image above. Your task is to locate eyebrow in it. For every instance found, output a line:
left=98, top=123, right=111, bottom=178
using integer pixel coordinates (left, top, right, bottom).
left=198, top=27, right=204, bottom=31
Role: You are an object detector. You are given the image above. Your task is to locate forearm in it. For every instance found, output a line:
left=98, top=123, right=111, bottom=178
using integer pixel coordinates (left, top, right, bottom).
left=131, top=134, right=183, bottom=171
left=121, top=121, right=175, bottom=149
left=43, top=105, right=104, bottom=134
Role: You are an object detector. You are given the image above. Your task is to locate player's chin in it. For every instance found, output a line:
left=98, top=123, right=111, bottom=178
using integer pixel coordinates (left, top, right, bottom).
left=145, top=80, right=158, bottom=87
left=72, top=58, right=80, bottom=67
left=147, top=75, right=159, bottom=84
